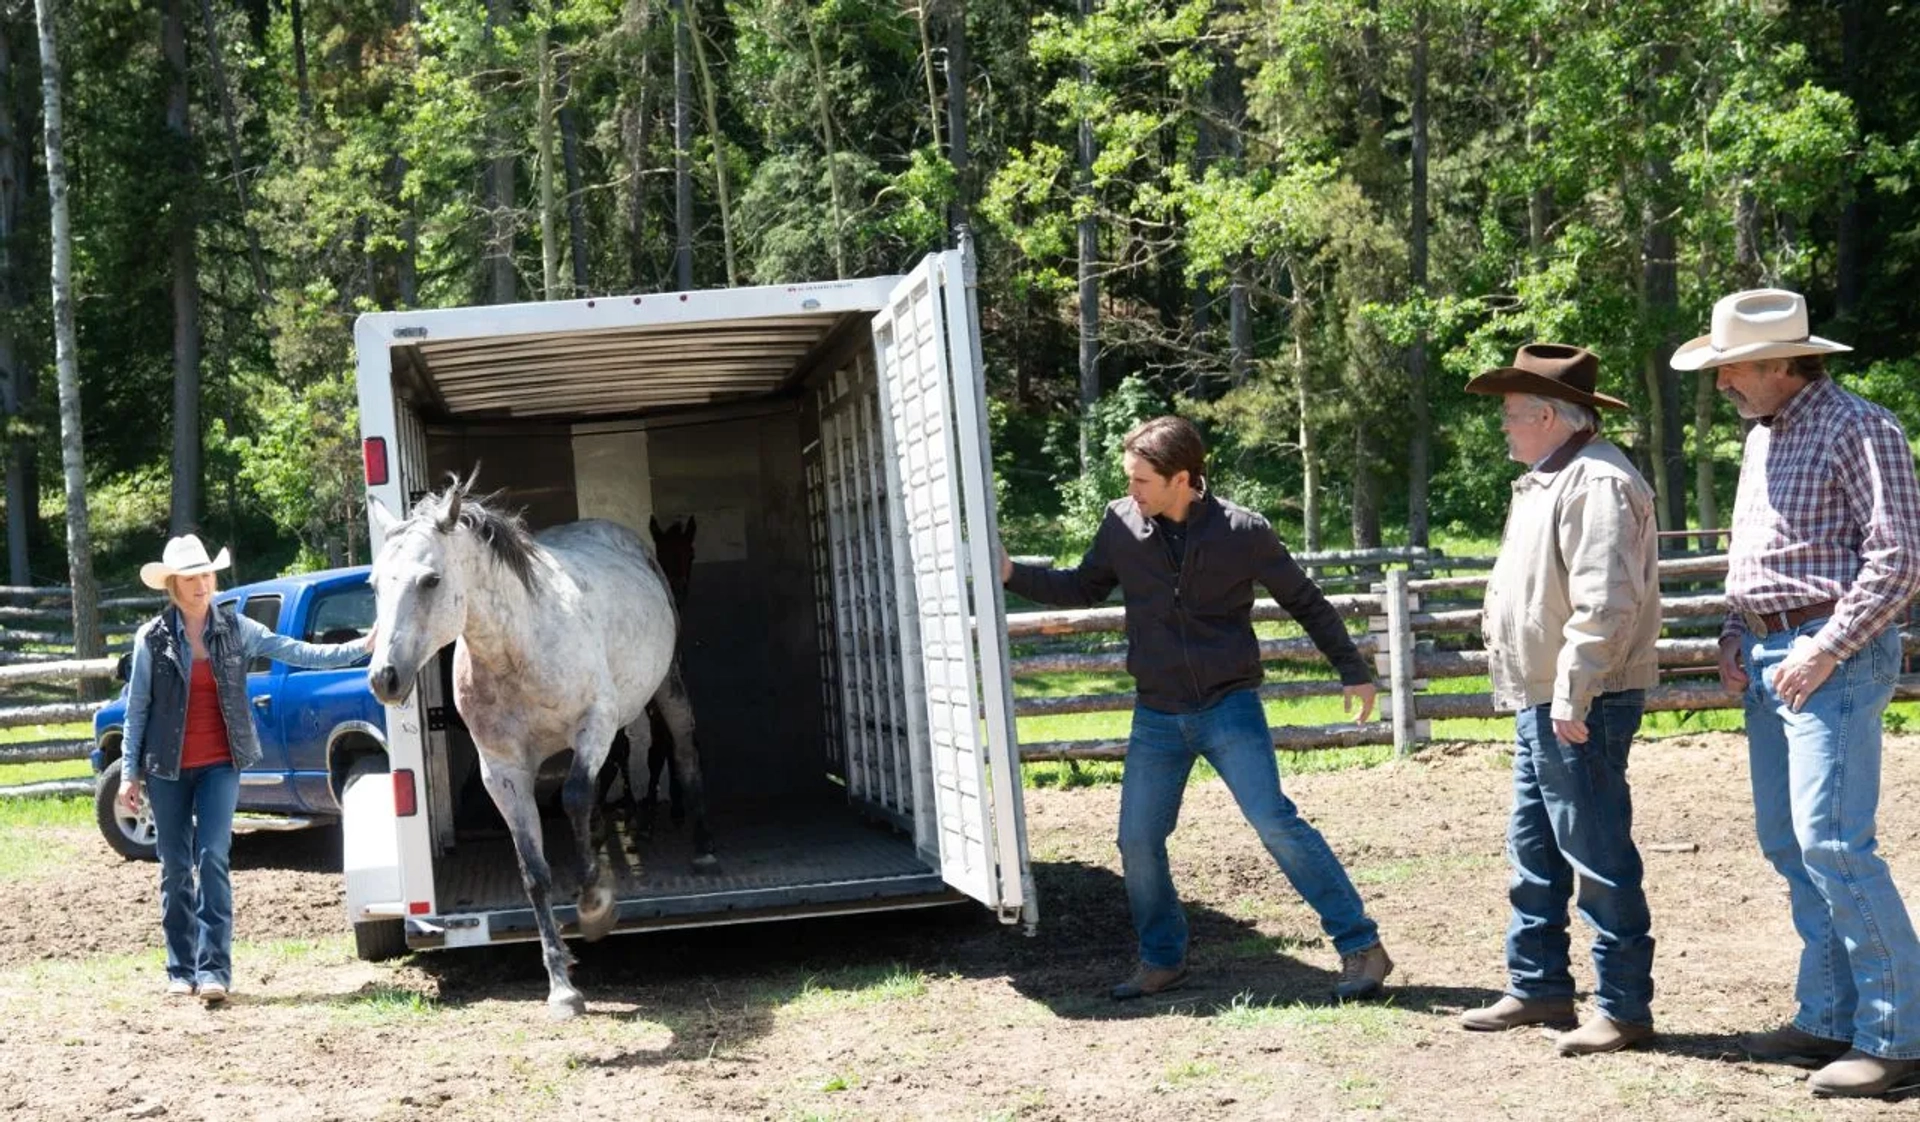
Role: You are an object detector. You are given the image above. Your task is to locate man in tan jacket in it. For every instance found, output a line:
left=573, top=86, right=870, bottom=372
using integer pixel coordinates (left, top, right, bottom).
left=1460, top=344, right=1662, bottom=1057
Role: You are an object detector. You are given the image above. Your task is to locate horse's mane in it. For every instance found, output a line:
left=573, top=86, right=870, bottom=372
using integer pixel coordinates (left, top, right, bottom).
left=408, top=478, right=542, bottom=593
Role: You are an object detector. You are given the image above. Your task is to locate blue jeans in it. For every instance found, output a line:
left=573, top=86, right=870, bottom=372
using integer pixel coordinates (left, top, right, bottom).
left=1119, top=689, right=1379, bottom=969
left=1506, top=691, right=1654, bottom=1026
left=1744, top=622, right=1920, bottom=1059
left=145, top=763, right=240, bottom=988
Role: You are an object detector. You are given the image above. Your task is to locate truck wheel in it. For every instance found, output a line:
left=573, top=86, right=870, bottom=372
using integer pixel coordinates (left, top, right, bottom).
left=343, top=755, right=406, bottom=962
left=353, top=917, right=407, bottom=962
left=94, top=766, right=158, bottom=862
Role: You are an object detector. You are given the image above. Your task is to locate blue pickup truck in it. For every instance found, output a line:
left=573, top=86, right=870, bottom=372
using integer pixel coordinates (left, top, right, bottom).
left=90, top=566, right=389, bottom=861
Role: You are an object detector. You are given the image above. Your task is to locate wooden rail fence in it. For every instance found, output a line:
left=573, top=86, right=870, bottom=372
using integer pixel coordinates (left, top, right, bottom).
left=1010, top=552, right=1919, bottom=760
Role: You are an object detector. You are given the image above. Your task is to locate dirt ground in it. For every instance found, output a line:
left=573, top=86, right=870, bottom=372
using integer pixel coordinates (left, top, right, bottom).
left=4, top=730, right=1919, bottom=1121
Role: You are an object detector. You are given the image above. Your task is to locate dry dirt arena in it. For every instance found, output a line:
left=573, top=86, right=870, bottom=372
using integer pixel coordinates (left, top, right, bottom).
left=5, top=731, right=1919, bottom=1121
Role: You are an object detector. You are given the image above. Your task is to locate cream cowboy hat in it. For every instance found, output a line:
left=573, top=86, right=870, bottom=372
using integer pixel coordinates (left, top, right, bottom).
left=139, top=534, right=232, bottom=590
left=1669, top=288, right=1852, bottom=371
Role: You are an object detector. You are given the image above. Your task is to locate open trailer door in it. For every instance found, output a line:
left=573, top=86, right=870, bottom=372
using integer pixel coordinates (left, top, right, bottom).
left=871, top=244, right=1035, bottom=925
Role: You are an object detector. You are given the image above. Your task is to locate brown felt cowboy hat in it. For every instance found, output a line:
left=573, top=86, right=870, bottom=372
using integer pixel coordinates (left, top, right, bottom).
left=1463, top=343, right=1629, bottom=411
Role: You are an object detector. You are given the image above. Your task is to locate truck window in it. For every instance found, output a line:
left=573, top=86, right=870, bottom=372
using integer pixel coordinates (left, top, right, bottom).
left=302, top=583, right=376, bottom=652
left=242, top=595, right=282, bottom=674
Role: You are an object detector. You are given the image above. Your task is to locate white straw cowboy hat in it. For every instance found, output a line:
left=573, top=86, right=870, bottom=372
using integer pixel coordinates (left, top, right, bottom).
left=1670, top=288, right=1852, bottom=371
left=139, top=534, right=232, bottom=590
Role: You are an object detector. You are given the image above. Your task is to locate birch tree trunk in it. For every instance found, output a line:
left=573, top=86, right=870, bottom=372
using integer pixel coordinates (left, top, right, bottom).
left=32, top=0, right=100, bottom=661
left=672, top=0, right=693, bottom=288
left=199, top=0, right=270, bottom=306
left=687, top=0, right=737, bottom=285
left=291, top=0, right=313, bottom=121
left=1289, top=260, right=1321, bottom=553
left=1406, top=2, right=1430, bottom=547
left=537, top=8, right=560, bottom=299
left=1075, top=0, right=1098, bottom=471
left=914, top=0, right=940, bottom=150
left=0, top=18, right=26, bottom=585
left=945, top=0, right=970, bottom=239
left=165, top=0, right=202, bottom=535
left=558, top=52, right=589, bottom=294
left=484, top=0, right=517, bottom=303
left=804, top=9, right=847, bottom=279
left=624, top=0, right=653, bottom=290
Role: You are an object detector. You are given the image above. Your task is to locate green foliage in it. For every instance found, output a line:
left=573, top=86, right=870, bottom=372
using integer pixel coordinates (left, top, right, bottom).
left=1056, top=375, right=1163, bottom=547
left=17, top=0, right=1920, bottom=592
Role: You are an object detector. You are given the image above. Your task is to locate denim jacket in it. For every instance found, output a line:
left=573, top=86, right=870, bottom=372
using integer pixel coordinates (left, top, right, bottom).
left=120, top=602, right=369, bottom=783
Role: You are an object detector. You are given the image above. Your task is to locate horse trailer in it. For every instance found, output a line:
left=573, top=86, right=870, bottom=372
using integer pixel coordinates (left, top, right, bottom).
left=344, top=246, right=1036, bottom=961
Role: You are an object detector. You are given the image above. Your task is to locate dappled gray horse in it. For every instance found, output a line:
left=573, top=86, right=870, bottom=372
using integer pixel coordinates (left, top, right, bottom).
left=365, top=474, right=714, bottom=1018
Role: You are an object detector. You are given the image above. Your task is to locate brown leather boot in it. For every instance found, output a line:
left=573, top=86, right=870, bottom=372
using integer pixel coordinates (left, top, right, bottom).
left=1333, top=943, right=1394, bottom=1002
left=1110, top=962, right=1189, bottom=1001
left=1808, top=1050, right=1920, bottom=1098
left=1739, top=1023, right=1852, bottom=1068
left=1555, top=1015, right=1654, bottom=1056
left=1460, top=994, right=1578, bottom=1032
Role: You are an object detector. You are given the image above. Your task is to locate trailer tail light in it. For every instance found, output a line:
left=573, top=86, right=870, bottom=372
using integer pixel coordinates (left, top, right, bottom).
left=393, top=769, right=418, bottom=817
left=363, top=437, right=389, bottom=486
left=408, top=901, right=430, bottom=916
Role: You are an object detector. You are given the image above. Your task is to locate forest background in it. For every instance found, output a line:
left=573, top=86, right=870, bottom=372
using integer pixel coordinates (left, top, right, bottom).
left=3, top=0, right=1916, bottom=601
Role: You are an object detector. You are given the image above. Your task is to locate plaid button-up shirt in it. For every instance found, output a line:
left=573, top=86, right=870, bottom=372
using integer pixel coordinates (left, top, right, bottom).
left=1722, top=376, right=1920, bottom=659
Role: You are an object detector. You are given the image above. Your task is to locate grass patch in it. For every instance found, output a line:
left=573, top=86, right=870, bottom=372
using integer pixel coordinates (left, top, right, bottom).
left=0, top=758, right=94, bottom=785
left=0, top=720, right=93, bottom=746
left=815, top=1070, right=861, bottom=1093
left=1220, top=933, right=1324, bottom=959
left=0, top=823, right=83, bottom=880
left=761, top=963, right=929, bottom=1015
left=0, top=793, right=92, bottom=829
left=251, top=934, right=352, bottom=965
left=1350, top=853, right=1502, bottom=887
left=333, top=983, right=440, bottom=1023
left=1159, top=1058, right=1222, bottom=1089
left=1211, top=992, right=1408, bottom=1038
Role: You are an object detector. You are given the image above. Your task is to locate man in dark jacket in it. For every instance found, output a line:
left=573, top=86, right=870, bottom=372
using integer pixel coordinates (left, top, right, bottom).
left=1001, top=415, right=1392, bottom=1001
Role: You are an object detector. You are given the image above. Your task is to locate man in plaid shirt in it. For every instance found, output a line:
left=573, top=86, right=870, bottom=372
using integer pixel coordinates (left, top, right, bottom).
left=1673, top=288, right=1920, bottom=1098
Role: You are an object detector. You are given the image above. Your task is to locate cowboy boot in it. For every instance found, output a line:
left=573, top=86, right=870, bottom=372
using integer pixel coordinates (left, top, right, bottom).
left=1555, top=1015, right=1654, bottom=1057
left=1808, top=1051, right=1920, bottom=1098
left=1110, top=961, right=1189, bottom=1001
left=1460, top=994, right=1578, bottom=1032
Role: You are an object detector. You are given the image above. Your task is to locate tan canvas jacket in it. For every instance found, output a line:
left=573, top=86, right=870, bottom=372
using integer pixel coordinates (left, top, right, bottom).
left=1481, top=436, right=1661, bottom=722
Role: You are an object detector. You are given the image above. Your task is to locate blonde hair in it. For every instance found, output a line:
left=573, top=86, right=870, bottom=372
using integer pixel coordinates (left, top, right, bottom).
left=163, top=572, right=220, bottom=611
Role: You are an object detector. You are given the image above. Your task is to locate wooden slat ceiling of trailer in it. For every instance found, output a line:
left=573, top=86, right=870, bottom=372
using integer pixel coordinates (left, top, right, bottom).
left=404, top=313, right=857, bottom=418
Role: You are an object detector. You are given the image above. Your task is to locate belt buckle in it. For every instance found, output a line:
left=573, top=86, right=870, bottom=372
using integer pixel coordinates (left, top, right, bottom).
left=1743, top=609, right=1784, bottom=638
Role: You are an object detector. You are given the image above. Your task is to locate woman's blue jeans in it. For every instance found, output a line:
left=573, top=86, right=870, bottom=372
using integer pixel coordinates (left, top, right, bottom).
left=1505, top=691, right=1655, bottom=1026
left=1119, top=689, right=1379, bottom=969
left=145, top=763, right=240, bottom=988
left=1744, top=623, right=1920, bottom=1059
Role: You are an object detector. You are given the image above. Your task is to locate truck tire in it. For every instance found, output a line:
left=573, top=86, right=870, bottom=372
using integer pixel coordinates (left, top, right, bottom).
left=343, top=755, right=407, bottom=962
left=94, top=765, right=159, bottom=863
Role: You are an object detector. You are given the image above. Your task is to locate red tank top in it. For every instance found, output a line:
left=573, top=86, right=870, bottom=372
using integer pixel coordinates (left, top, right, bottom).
left=179, top=658, right=234, bottom=769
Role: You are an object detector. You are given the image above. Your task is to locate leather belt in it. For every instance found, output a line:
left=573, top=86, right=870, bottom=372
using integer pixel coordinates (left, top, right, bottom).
left=1741, top=599, right=1839, bottom=638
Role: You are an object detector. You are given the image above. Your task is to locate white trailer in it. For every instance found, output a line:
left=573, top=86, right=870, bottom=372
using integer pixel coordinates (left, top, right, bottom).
left=342, top=246, right=1036, bottom=960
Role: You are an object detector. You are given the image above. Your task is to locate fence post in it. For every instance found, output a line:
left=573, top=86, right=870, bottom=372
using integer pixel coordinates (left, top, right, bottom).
left=1383, top=568, right=1423, bottom=756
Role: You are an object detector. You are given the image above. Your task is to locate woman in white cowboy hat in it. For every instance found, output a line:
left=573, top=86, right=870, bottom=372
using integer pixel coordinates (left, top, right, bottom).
left=117, top=534, right=373, bottom=1007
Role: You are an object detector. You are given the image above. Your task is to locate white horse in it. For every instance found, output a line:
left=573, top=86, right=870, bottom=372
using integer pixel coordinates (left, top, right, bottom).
left=365, top=473, right=714, bottom=1019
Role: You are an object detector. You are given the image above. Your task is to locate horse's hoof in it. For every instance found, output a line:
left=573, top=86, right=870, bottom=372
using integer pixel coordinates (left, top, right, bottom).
left=548, top=991, right=586, bottom=1021
left=691, top=852, right=720, bottom=873
left=577, top=886, right=616, bottom=942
